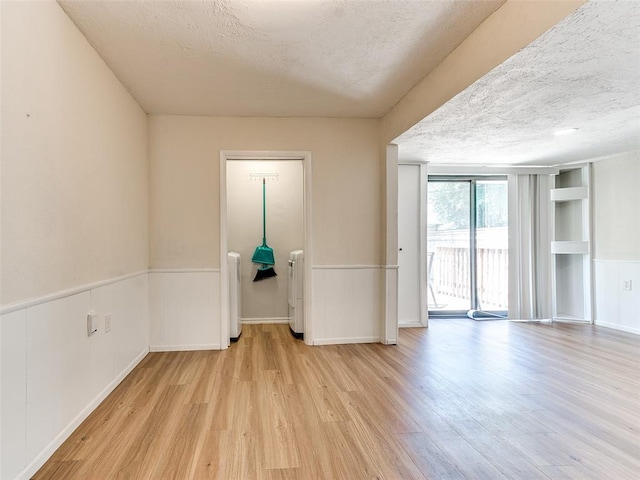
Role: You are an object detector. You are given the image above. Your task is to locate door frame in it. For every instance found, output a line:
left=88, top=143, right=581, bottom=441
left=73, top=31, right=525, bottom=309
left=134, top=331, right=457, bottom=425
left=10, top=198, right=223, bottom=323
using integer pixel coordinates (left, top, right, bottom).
left=220, top=150, right=313, bottom=347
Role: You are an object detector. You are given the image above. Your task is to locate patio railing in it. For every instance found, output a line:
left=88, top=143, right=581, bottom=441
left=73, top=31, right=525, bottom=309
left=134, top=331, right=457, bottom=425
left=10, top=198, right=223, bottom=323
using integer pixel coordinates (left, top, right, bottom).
left=428, top=228, right=508, bottom=310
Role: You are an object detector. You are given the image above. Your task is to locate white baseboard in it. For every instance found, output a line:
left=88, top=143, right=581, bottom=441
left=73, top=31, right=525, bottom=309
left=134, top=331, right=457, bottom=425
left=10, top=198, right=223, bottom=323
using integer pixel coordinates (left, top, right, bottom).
left=510, top=319, right=553, bottom=323
left=17, top=348, right=149, bottom=480
left=399, top=322, right=426, bottom=328
left=241, top=317, right=289, bottom=324
left=595, top=321, right=640, bottom=335
left=314, top=336, right=381, bottom=346
left=553, top=316, right=592, bottom=324
left=149, top=343, right=221, bottom=352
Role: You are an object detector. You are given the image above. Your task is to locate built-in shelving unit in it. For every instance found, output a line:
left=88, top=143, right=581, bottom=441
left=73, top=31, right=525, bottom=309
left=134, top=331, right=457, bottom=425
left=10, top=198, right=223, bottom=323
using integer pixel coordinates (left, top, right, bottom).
left=550, top=165, right=592, bottom=323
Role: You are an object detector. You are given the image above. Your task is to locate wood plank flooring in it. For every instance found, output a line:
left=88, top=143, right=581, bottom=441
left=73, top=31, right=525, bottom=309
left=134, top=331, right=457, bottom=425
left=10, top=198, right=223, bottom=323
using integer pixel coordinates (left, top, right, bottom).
left=34, top=320, right=640, bottom=479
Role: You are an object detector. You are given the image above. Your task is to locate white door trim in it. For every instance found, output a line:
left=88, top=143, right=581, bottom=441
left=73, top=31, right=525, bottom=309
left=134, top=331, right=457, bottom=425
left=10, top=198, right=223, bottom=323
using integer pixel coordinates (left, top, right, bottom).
left=219, top=150, right=313, bottom=347
left=383, top=144, right=399, bottom=344
left=419, top=162, right=429, bottom=327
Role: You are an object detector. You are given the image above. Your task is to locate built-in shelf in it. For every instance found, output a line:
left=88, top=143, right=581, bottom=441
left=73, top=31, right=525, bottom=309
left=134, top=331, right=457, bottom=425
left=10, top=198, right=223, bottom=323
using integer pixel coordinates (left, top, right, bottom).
left=551, top=240, right=589, bottom=254
left=550, top=186, right=588, bottom=202
left=550, top=165, right=592, bottom=324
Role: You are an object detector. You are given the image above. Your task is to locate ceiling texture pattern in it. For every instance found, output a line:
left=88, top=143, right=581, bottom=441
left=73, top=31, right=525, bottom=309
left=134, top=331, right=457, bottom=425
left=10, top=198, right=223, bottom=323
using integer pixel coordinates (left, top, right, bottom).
left=395, top=1, right=640, bottom=166
left=58, top=0, right=639, bottom=166
left=59, top=0, right=503, bottom=117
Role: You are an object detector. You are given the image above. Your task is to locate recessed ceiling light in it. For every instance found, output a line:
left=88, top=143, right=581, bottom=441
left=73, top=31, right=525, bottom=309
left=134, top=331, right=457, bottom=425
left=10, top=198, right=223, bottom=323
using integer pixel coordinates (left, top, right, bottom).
left=553, top=127, right=579, bottom=136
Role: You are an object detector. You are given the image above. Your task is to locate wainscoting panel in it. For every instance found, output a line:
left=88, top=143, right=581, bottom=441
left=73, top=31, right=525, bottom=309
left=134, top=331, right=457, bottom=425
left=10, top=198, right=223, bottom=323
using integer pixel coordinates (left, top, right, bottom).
left=312, top=266, right=383, bottom=345
left=1, top=309, right=27, bottom=480
left=26, top=291, right=93, bottom=463
left=149, top=270, right=221, bottom=351
left=594, top=259, right=640, bottom=334
left=1, top=273, right=149, bottom=480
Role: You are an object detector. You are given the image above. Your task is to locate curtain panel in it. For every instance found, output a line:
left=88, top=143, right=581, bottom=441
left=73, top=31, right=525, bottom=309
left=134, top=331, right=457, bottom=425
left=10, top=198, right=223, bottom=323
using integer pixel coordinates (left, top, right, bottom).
left=508, top=174, right=553, bottom=320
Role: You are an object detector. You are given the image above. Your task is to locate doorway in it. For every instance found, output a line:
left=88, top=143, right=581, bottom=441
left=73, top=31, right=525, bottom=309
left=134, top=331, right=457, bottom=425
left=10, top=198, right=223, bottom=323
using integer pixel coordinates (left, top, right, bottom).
left=219, top=151, right=313, bottom=347
left=427, top=176, right=508, bottom=318
left=227, top=161, right=304, bottom=324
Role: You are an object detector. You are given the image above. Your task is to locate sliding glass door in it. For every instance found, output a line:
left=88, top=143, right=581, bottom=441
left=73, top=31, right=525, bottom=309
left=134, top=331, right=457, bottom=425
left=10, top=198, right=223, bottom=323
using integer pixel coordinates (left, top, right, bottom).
left=427, top=176, right=508, bottom=317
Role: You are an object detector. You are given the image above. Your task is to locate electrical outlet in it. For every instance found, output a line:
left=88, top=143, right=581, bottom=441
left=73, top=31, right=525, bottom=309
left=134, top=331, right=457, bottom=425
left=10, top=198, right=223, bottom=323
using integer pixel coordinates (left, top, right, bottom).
left=623, top=280, right=632, bottom=291
left=105, top=314, right=112, bottom=333
left=87, top=312, right=98, bottom=337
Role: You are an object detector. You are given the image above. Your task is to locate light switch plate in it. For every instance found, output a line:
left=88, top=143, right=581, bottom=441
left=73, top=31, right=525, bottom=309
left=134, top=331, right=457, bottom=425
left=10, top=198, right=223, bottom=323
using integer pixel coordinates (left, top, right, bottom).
left=87, top=312, right=98, bottom=336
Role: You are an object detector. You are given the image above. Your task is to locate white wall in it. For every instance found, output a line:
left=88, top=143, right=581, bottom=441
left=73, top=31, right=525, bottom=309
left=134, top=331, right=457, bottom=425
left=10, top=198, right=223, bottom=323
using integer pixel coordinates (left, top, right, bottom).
left=1, top=1, right=149, bottom=306
left=227, top=161, right=304, bottom=321
left=592, top=152, right=640, bottom=333
left=149, top=115, right=385, bottom=345
left=593, top=153, right=640, bottom=261
left=149, top=115, right=382, bottom=268
left=1, top=2, right=150, bottom=478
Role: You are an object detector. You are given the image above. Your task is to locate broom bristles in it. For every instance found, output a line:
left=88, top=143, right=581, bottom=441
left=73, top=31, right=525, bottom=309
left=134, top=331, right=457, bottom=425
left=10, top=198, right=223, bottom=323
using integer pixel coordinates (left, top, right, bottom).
left=253, top=265, right=277, bottom=282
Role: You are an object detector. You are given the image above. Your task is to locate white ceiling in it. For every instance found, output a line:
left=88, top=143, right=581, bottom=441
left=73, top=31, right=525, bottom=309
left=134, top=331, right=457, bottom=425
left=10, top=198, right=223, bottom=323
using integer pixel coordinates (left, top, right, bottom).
left=58, top=0, right=503, bottom=118
left=58, top=0, right=639, bottom=167
left=395, top=1, right=640, bottom=166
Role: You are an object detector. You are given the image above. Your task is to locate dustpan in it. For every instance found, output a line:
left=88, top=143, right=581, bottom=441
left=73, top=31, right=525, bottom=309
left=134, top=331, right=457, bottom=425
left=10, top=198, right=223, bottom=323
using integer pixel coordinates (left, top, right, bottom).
left=252, top=243, right=275, bottom=265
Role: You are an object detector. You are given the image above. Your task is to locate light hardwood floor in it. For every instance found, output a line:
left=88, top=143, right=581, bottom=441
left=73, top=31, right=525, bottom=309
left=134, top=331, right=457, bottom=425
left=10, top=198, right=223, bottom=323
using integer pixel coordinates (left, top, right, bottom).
left=35, top=320, right=639, bottom=479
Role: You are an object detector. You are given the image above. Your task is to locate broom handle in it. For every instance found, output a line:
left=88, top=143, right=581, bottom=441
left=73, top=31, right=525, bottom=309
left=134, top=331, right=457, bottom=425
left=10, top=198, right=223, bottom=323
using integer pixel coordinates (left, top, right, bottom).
left=262, top=178, right=267, bottom=245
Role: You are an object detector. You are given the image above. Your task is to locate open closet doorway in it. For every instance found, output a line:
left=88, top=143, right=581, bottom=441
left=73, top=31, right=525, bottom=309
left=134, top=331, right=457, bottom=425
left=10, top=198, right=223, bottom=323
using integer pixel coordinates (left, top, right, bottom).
left=227, top=160, right=303, bottom=322
left=220, top=151, right=313, bottom=347
left=427, top=176, right=509, bottom=319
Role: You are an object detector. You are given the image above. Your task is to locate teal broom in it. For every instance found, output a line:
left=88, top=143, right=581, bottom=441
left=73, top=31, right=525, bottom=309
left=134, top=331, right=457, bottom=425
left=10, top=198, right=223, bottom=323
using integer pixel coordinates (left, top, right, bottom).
left=252, top=177, right=277, bottom=281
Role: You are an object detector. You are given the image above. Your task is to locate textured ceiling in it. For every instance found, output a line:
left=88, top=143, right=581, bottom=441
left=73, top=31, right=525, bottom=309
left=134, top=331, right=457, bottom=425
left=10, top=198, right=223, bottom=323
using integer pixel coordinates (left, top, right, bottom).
left=395, top=1, right=640, bottom=166
left=58, top=0, right=504, bottom=117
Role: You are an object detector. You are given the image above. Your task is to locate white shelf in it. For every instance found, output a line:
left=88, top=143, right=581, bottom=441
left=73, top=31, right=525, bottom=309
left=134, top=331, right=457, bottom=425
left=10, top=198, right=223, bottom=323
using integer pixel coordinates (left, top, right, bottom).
left=550, top=186, right=588, bottom=202
left=550, top=165, right=592, bottom=324
left=551, top=241, right=589, bottom=254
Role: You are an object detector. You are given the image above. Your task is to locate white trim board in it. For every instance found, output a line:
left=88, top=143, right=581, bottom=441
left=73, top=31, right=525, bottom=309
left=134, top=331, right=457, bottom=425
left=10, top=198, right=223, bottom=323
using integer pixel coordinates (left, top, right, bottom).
left=594, top=322, right=640, bottom=335
left=427, top=165, right=560, bottom=175
left=149, top=344, right=221, bottom=352
left=312, top=265, right=397, bottom=270
left=314, top=336, right=381, bottom=346
left=149, top=268, right=220, bottom=273
left=0, top=270, right=148, bottom=315
left=592, top=259, right=640, bottom=264
left=241, top=317, right=289, bottom=324
left=1, top=269, right=224, bottom=316
left=384, top=144, right=400, bottom=345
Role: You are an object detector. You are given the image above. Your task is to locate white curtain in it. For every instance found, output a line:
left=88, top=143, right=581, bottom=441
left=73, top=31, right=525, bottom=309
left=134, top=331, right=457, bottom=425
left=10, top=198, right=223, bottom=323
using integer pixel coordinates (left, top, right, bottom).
left=508, top=174, right=553, bottom=320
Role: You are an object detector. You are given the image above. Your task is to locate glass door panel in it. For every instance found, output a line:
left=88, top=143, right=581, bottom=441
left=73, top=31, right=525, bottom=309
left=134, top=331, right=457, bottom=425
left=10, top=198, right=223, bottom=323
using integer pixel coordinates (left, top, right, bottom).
left=475, top=180, right=509, bottom=312
left=428, top=177, right=508, bottom=317
left=427, top=181, right=471, bottom=313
